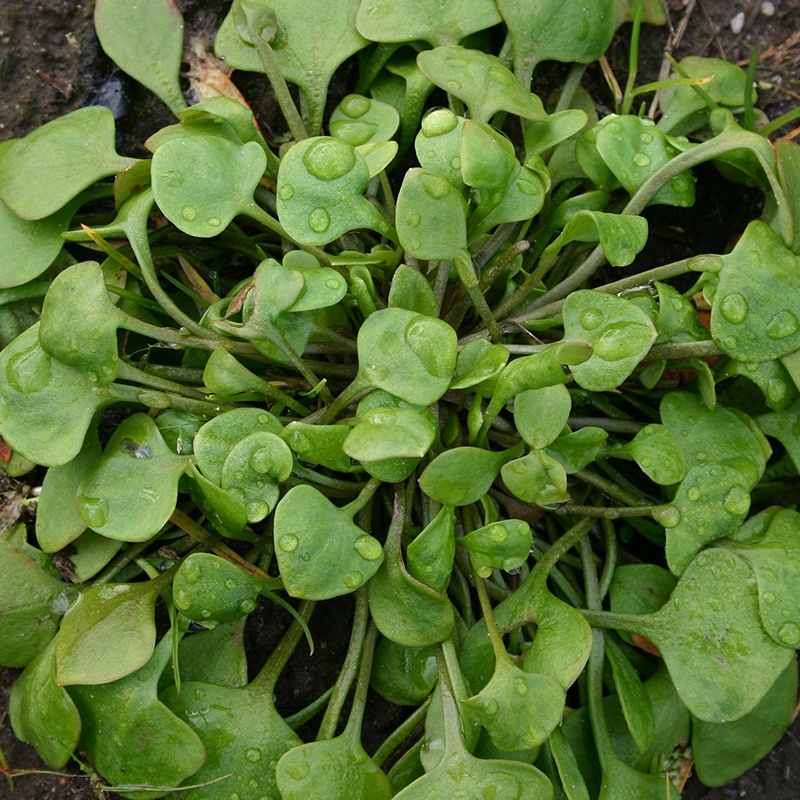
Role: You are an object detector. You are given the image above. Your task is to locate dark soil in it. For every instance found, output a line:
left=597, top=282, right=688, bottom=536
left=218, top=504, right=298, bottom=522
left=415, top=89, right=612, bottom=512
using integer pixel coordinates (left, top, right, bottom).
left=2, top=1, right=800, bottom=799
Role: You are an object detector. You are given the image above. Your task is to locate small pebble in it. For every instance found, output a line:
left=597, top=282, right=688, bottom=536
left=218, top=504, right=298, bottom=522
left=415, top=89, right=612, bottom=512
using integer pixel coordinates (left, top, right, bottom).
left=761, top=1, right=775, bottom=16
left=730, top=11, right=745, bottom=34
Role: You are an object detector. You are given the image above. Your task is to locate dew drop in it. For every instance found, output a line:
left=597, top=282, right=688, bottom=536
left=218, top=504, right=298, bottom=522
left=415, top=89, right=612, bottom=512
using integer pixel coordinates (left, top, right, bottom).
left=6, top=343, right=52, bottom=394
left=409, top=239, right=421, bottom=251
left=161, top=170, right=184, bottom=187
left=483, top=698, right=499, bottom=715
left=354, top=534, right=383, bottom=560
left=580, top=307, right=603, bottom=331
left=632, top=153, right=651, bottom=167
left=723, top=485, right=750, bottom=516
left=207, top=217, right=221, bottom=227
left=514, top=676, right=529, bottom=696
left=325, top=278, right=341, bottom=290
left=285, top=761, right=310, bottom=780
left=340, top=94, right=371, bottom=118
left=487, top=65, right=513, bottom=84
left=762, top=591, right=776, bottom=604
left=301, top=551, right=311, bottom=562
left=249, top=448, right=275, bottom=475
left=302, top=138, right=356, bottom=182
left=200, top=609, right=212, bottom=618
left=446, top=80, right=462, bottom=91
left=245, top=748, right=262, bottom=763
left=421, top=108, right=459, bottom=137
left=766, top=310, right=800, bottom=341
left=671, top=174, right=690, bottom=192
left=182, top=206, right=197, bottom=222
left=224, top=578, right=238, bottom=590
left=722, top=335, right=738, bottom=351
left=777, top=622, right=800, bottom=646
left=420, top=172, right=450, bottom=199
left=449, top=156, right=461, bottom=170
left=279, top=534, right=299, bottom=552
left=344, top=570, right=364, bottom=589
left=278, top=183, right=294, bottom=200
left=489, top=524, right=507, bottom=542
left=696, top=451, right=707, bottom=461
left=182, top=559, right=201, bottom=584
left=406, top=213, right=421, bottom=228
left=248, top=780, right=259, bottom=789
left=78, top=495, right=109, bottom=528
left=718, top=292, right=749, bottom=325
left=308, top=207, right=331, bottom=234
left=240, top=598, right=258, bottom=613
left=640, top=133, right=653, bottom=144
left=654, top=505, right=681, bottom=528
left=687, top=486, right=701, bottom=502
left=687, top=254, right=724, bottom=273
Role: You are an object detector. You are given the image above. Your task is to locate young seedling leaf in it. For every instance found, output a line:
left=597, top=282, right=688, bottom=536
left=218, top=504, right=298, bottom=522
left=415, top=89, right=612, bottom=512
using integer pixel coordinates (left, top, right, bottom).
left=502, top=449, right=569, bottom=506
left=417, top=46, right=548, bottom=124
left=94, top=0, right=188, bottom=115
left=277, top=136, right=393, bottom=245
left=547, top=427, right=608, bottom=474
left=606, top=423, right=686, bottom=485
left=514, top=384, right=572, bottom=449
left=415, top=109, right=466, bottom=191
left=406, top=505, right=456, bottom=595
left=77, top=413, right=189, bottom=542
left=173, top=553, right=268, bottom=628
left=280, top=422, right=352, bottom=472
left=331, top=93, right=400, bottom=146
left=274, top=485, right=384, bottom=600
left=388, top=264, right=439, bottom=317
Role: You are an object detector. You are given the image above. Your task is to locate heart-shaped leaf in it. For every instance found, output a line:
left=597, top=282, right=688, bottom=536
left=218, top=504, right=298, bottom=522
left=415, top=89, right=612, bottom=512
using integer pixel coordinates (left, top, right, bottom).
left=0, top=106, right=136, bottom=220
left=38, top=261, right=121, bottom=384
left=388, top=264, right=439, bottom=317
left=547, top=427, right=608, bottom=473
left=563, top=290, right=657, bottom=391
left=0, top=325, right=114, bottom=467
left=178, top=618, right=249, bottom=688
left=277, top=136, right=393, bottom=245
left=634, top=548, right=794, bottom=722
left=417, top=46, right=548, bottom=124
left=371, top=637, right=437, bottom=706
left=77, top=413, right=189, bottom=542
left=152, top=132, right=267, bottom=237
left=357, top=307, right=458, bottom=406
left=415, top=109, right=466, bottom=191
left=274, top=485, right=384, bottom=599
left=94, top=0, right=187, bottom=115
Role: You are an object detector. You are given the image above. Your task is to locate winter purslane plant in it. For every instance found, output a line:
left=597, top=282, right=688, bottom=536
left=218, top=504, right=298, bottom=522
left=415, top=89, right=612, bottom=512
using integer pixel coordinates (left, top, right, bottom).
left=2, top=0, right=800, bottom=797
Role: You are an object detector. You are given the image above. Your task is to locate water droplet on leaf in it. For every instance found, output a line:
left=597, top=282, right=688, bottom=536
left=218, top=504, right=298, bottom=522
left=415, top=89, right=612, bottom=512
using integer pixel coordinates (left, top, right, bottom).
left=245, top=748, right=262, bottom=763
left=278, top=184, right=294, bottom=200
left=78, top=495, right=109, bottom=528
left=279, top=534, right=299, bottom=552
left=344, top=570, right=364, bottom=589
left=308, top=207, right=330, bottom=233
left=353, top=534, right=383, bottom=560
left=6, top=343, right=52, bottom=394
left=766, top=310, right=800, bottom=340
left=580, top=307, right=603, bottom=331
left=182, top=206, right=197, bottom=222
left=633, top=153, right=651, bottom=167
left=718, top=292, right=749, bottom=325
left=406, top=213, right=421, bottom=228
left=302, top=138, right=356, bottom=182
left=723, top=485, right=749, bottom=516
left=340, top=94, right=370, bottom=118
left=777, top=622, right=800, bottom=646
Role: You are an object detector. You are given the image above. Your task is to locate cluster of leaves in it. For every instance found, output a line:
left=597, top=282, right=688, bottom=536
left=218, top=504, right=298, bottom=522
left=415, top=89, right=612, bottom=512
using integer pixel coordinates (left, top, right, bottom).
left=2, top=0, right=800, bottom=798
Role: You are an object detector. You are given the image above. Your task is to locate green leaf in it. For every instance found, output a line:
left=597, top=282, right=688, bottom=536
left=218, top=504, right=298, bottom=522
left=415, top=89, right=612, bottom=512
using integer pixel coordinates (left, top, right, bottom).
left=216, top=0, right=368, bottom=136
left=35, top=427, right=101, bottom=552
left=708, top=220, right=800, bottom=362
left=186, top=462, right=249, bottom=539
left=69, top=635, right=206, bottom=796
left=0, top=538, right=74, bottom=667
left=77, top=413, right=189, bottom=542
left=563, top=290, right=657, bottom=391
left=357, top=307, right=458, bottom=406
left=9, top=639, right=81, bottom=768
left=280, top=422, right=351, bottom=472
left=56, top=576, right=166, bottom=685
left=274, top=485, right=384, bottom=600
left=152, top=132, right=267, bottom=237
left=415, top=108, right=465, bottom=191
left=220, top=431, right=292, bottom=522
left=277, top=136, right=393, bottom=245
left=396, top=168, right=470, bottom=269
left=344, top=406, right=437, bottom=462
left=173, top=553, right=268, bottom=628
left=590, top=115, right=695, bottom=206
left=546, top=428, right=608, bottom=473
left=541, top=210, right=649, bottom=269
left=634, top=548, right=794, bottom=722
left=371, top=637, right=437, bottom=705
left=194, top=408, right=283, bottom=485
left=0, top=325, right=115, bottom=467
left=722, top=508, right=800, bottom=648
left=461, top=653, right=565, bottom=751
left=524, top=110, right=589, bottom=157
left=692, top=658, right=798, bottom=787
left=497, top=0, right=616, bottom=85
left=501, top=450, right=569, bottom=506
left=450, top=339, right=509, bottom=391
left=94, top=0, right=187, bottom=115
left=406, top=505, right=456, bottom=594
left=355, top=0, right=502, bottom=47
left=38, top=261, right=121, bottom=384
left=606, top=423, right=686, bottom=485
left=178, top=618, right=249, bottom=688
left=653, top=281, right=710, bottom=344
left=608, top=563, right=676, bottom=646
left=417, top=46, right=548, bottom=124
left=388, top=264, right=439, bottom=317
left=514, top=385, right=572, bottom=449
left=604, top=636, right=654, bottom=754
left=331, top=93, right=400, bottom=146
left=0, top=106, right=135, bottom=220
left=419, top=443, right=524, bottom=507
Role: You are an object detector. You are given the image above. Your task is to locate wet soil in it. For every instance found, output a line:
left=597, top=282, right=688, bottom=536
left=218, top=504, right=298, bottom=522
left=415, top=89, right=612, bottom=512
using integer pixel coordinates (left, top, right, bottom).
left=2, top=1, right=800, bottom=798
